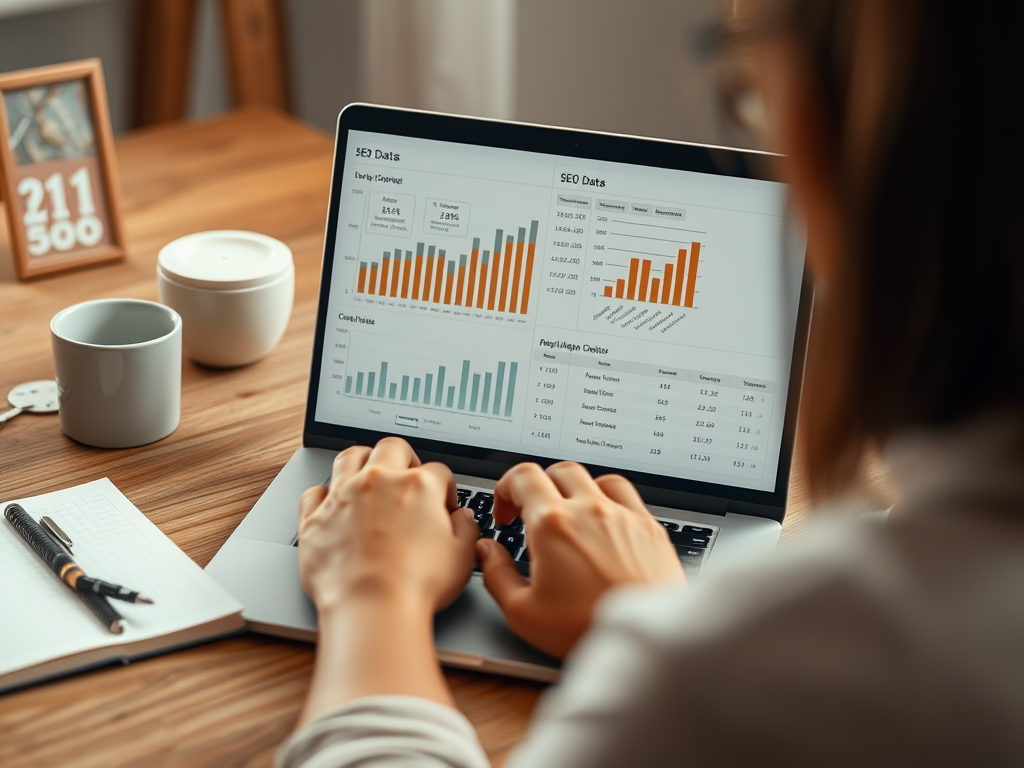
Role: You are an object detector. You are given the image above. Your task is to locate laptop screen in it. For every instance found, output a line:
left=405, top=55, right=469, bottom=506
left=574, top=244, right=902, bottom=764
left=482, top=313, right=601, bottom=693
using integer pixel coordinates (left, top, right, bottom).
left=310, top=108, right=806, bottom=498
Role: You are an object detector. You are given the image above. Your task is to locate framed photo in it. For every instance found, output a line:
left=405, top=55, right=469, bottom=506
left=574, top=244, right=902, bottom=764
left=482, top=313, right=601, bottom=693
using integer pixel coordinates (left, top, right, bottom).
left=0, top=59, right=126, bottom=279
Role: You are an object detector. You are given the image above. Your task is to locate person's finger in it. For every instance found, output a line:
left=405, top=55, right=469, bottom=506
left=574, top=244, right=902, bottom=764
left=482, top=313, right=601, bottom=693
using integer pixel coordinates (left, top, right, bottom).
left=451, top=506, right=480, bottom=551
left=419, top=462, right=458, bottom=511
left=331, top=445, right=372, bottom=488
left=494, top=462, right=562, bottom=526
left=298, top=485, right=328, bottom=532
left=365, top=436, right=421, bottom=468
left=477, top=538, right=529, bottom=613
left=546, top=461, right=601, bottom=498
left=595, top=474, right=649, bottom=515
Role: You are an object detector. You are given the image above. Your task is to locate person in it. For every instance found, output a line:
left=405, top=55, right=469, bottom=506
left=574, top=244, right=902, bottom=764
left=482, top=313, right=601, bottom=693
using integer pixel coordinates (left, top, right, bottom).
left=277, top=0, right=1024, bottom=765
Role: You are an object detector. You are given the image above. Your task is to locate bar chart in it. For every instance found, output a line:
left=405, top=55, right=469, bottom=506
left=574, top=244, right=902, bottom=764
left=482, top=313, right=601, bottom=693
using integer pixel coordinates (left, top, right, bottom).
left=344, top=356, right=519, bottom=419
left=356, top=220, right=540, bottom=315
left=600, top=242, right=702, bottom=308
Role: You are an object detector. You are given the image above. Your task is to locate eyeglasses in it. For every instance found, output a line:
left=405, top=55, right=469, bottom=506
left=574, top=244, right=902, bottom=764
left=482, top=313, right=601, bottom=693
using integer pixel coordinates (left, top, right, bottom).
left=692, top=12, right=782, bottom=147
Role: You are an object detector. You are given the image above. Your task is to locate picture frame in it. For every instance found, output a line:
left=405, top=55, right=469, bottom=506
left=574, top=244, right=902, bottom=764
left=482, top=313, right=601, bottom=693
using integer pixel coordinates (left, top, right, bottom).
left=0, top=59, right=126, bottom=279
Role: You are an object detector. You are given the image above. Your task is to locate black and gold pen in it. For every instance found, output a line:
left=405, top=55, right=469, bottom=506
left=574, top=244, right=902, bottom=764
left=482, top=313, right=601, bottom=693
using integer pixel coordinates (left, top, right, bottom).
left=4, top=503, right=154, bottom=632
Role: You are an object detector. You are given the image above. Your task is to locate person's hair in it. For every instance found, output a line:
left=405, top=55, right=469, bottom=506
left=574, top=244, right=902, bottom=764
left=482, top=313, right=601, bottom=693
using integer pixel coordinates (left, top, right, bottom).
left=723, top=0, right=1024, bottom=498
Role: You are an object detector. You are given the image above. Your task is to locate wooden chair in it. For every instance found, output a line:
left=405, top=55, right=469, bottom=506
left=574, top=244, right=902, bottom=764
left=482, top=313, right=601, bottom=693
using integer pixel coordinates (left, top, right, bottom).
left=132, top=0, right=290, bottom=126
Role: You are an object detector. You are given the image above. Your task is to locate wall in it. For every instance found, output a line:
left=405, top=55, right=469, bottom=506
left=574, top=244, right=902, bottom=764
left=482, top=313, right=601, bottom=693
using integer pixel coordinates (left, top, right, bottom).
left=516, top=0, right=726, bottom=146
left=0, top=0, right=133, bottom=132
left=0, top=0, right=362, bottom=136
left=0, top=0, right=735, bottom=148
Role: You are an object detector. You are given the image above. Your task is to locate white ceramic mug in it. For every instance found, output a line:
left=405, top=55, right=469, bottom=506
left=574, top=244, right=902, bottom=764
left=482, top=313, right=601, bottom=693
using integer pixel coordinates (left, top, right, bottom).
left=50, top=299, right=182, bottom=448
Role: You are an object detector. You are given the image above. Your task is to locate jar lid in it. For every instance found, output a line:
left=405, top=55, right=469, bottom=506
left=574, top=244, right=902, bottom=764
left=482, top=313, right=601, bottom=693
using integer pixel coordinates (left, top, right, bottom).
left=157, top=231, right=293, bottom=290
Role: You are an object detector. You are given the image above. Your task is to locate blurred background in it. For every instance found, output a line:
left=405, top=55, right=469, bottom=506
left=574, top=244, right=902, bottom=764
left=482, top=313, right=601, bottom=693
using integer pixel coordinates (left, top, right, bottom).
left=0, top=0, right=737, bottom=147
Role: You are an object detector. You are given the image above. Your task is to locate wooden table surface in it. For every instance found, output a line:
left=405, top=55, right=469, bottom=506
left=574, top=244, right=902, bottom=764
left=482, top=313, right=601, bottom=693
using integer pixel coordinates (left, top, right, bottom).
left=0, top=109, right=874, bottom=768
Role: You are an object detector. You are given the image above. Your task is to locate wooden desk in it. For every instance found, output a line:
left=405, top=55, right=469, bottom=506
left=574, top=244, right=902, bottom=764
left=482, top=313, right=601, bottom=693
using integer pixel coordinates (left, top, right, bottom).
left=0, top=110, right=842, bottom=768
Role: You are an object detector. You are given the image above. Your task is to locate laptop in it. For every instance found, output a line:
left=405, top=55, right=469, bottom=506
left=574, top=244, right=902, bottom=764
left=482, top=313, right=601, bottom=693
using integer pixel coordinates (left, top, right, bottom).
left=206, top=103, right=810, bottom=682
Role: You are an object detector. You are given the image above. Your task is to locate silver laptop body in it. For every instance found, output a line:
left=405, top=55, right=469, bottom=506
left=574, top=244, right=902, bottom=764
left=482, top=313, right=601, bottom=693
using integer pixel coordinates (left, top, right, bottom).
left=207, top=104, right=810, bottom=682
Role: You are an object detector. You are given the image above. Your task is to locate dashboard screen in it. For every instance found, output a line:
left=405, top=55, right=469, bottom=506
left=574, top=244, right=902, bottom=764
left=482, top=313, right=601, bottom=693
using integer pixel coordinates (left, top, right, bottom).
left=314, top=127, right=804, bottom=494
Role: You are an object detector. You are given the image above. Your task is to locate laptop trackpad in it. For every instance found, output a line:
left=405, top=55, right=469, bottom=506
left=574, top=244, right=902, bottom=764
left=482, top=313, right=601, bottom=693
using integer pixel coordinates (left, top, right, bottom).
left=435, top=577, right=560, bottom=672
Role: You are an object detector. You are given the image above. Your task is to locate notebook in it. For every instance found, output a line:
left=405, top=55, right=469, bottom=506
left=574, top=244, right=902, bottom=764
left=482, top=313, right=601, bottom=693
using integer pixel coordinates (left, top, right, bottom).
left=0, top=478, right=245, bottom=693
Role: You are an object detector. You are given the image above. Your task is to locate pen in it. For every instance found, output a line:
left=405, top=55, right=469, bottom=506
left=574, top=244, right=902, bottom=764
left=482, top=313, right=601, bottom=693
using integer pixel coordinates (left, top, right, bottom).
left=76, top=585, right=127, bottom=634
left=4, top=502, right=154, bottom=610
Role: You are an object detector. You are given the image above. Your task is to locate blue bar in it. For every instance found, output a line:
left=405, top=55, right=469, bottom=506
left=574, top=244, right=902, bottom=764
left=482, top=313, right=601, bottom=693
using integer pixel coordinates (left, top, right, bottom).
left=412, top=377, right=421, bottom=403
left=457, top=360, right=470, bottom=410
left=354, top=372, right=362, bottom=395
left=424, top=373, right=433, bottom=404
left=378, top=362, right=388, bottom=398
left=446, top=386, right=455, bottom=409
left=435, top=366, right=446, bottom=406
left=504, top=362, right=518, bottom=417
left=469, top=373, right=480, bottom=412
left=482, top=372, right=492, bottom=411
left=493, top=362, right=505, bottom=416
left=389, top=382, right=397, bottom=400
left=367, top=371, right=375, bottom=396
left=400, top=375, right=410, bottom=401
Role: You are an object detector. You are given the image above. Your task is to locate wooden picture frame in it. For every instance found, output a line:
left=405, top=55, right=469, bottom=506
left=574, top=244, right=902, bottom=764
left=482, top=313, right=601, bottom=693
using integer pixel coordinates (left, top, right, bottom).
left=0, top=59, right=126, bottom=279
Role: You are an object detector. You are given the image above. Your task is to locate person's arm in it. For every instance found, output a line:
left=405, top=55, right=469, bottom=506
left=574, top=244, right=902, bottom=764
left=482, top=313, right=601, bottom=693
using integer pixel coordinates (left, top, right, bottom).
left=286, top=440, right=682, bottom=767
left=292, top=438, right=479, bottom=726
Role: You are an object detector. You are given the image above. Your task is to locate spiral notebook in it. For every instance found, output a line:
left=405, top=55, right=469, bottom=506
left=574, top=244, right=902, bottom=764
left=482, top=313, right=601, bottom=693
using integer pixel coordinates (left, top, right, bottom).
left=0, top=478, right=245, bottom=693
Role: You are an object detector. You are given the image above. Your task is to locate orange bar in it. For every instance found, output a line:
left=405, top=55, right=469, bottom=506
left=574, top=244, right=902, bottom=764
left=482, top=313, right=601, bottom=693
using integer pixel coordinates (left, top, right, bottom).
left=357, top=265, right=367, bottom=293
left=488, top=245, right=501, bottom=310
left=390, top=251, right=401, bottom=297
left=615, top=279, right=625, bottom=298
left=368, top=265, right=378, bottom=295
left=603, top=285, right=613, bottom=297
left=672, top=248, right=687, bottom=305
left=638, top=259, right=652, bottom=302
left=626, top=258, right=639, bottom=300
left=498, top=236, right=513, bottom=312
left=509, top=229, right=525, bottom=312
left=443, top=264, right=454, bottom=304
left=467, top=247, right=479, bottom=308
left=684, top=242, right=701, bottom=307
left=400, top=254, right=411, bottom=299
left=412, top=254, right=424, bottom=300
left=661, top=264, right=673, bottom=304
left=455, top=262, right=466, bottom=306
left=477, top=257, right=488, bottom=308
left=649, top=277, right=661, bottom=303
left=433, top=253, right=445, bottom=303
left=519, top=243, right=536, bottom=314
left=379, top=258, right=390, bottom=296
left=423, top=255, right=434, bottom=303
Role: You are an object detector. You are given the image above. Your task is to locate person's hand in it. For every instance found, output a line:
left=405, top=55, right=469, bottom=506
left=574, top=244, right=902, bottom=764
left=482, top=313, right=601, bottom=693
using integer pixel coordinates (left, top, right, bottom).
left=298, top=437, right=479, bottom=614
left=478, top=461, right=685, bottom=658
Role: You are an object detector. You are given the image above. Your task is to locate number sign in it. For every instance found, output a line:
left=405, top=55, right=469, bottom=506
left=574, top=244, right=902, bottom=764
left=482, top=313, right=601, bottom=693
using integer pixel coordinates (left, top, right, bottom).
left=0, top=60, right=125, bottom=279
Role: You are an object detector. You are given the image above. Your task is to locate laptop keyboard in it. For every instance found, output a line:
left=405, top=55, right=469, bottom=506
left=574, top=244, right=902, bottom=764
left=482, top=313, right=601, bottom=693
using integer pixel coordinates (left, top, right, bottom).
left=294, top=483, right=716, bottom=578
left=457, top=485, right=715, bottom=578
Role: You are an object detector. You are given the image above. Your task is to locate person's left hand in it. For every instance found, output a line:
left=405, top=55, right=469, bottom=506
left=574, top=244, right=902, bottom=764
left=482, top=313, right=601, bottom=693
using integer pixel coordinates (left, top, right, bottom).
left=297, top=437, right=479, bottom=614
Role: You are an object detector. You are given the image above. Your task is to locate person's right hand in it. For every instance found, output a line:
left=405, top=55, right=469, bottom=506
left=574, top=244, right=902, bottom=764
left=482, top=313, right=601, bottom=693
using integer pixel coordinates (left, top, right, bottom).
left=477, top=461, right=685, bottom=659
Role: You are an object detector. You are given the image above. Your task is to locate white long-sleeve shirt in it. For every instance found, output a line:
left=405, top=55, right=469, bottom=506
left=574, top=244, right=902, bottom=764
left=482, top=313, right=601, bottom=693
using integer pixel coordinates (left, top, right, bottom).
left=277, top=413, right=1024, bottom=767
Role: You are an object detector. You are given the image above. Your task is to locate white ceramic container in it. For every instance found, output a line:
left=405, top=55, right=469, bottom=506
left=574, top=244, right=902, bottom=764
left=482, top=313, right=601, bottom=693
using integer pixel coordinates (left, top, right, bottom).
left=51, top=299, right=182, bottom=448
left=157, top=230, right=294, bottom=368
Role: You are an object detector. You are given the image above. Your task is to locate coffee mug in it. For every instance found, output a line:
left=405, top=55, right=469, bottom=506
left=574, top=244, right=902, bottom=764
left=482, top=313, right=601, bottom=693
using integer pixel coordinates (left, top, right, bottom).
left=50, top=299, right=182, bottom=448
